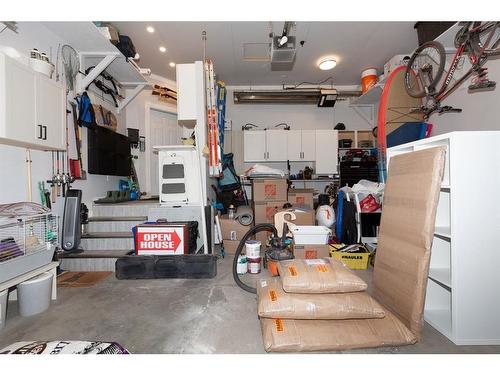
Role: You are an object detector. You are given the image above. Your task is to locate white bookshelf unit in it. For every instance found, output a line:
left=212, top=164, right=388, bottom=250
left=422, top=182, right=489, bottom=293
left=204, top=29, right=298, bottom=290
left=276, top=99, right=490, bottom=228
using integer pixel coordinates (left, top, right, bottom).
left=387, top=131, right=500, bottom=345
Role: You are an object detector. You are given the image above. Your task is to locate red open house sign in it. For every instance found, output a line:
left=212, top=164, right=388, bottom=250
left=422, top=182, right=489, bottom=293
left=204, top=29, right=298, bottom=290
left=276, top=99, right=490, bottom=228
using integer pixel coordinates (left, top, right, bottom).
left=135, top=225, right=187, bottom=255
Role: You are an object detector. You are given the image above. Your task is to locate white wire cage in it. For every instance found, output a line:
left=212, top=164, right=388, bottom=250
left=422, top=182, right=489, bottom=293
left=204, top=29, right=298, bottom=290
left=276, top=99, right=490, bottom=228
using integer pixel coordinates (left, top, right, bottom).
left=0, top=213, right=58, bottom=284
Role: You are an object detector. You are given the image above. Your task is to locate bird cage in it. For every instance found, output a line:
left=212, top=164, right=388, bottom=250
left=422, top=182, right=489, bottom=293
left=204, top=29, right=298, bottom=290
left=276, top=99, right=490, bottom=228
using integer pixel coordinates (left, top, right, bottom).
left=0, top=213, right=58, bottom=284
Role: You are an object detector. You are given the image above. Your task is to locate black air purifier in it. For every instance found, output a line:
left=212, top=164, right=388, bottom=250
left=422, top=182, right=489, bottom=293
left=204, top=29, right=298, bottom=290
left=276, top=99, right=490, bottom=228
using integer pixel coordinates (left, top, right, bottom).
left=61, top=189, right=83, bottom=252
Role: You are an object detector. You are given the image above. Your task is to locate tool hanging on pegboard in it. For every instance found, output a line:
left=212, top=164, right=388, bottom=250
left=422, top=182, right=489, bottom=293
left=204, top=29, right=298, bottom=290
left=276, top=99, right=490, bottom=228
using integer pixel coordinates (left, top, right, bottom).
left=204, top=59, right=222, bottom=177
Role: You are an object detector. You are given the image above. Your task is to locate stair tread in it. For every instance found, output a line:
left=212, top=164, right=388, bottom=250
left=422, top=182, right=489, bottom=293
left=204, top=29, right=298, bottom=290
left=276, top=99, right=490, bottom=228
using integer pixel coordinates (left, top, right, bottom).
left=82, top=232, right=134, bottom=239
left=88, top=216, right=148, bottom=222
left=58, top=250, right=134, bottom=259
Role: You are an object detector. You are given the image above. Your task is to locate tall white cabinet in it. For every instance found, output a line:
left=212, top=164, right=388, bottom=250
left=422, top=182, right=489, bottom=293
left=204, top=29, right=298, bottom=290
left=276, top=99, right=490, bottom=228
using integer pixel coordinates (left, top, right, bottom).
left=0, top=52, right=65, bottom=151
left=387, top=131, right=500, bottom=345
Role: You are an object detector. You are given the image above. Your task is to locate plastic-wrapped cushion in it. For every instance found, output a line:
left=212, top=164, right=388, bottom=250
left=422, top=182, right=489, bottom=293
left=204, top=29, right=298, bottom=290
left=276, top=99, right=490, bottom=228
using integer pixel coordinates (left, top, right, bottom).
left=277, top=258, right=367, bottom=293
left=260, top=306, right=416, bottom=352
left=257, top=277, right=385, bottom=320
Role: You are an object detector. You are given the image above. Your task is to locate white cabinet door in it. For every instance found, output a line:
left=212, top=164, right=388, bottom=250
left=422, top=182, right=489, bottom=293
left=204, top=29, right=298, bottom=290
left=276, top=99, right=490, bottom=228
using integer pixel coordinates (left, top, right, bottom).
left=1, top=55, right=36, bottom=144
left=315, top=130, right=338, bottom=174
left=266, top=130, right=287, bottom=161
left=244, top=130, right=266, bottom=162
left=301, top=130, right=316, bottom=161
left=35, top=75, right=65, bottom=150
left=286, top=130, right=302, bottom=161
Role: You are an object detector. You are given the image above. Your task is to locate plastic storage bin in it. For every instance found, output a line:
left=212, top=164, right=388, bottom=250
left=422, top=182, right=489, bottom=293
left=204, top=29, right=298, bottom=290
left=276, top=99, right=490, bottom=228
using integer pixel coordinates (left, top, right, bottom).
left=0, top=289, right=7, bottom=329
left=291, top=226, right=331, bottom=245
left=18, top=271, right=53, bottom=317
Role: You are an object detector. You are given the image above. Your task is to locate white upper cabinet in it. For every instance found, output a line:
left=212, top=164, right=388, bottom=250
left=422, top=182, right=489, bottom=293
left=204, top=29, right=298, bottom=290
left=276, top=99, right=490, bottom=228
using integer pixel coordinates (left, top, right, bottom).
left=0, top=52, right=66, bottom=150
left=315, top=130, right=338, bottom=174
left=286, top=130, right=302, bottom=161
left=301, top=130, right=316, bottom=161
left=266, top=130, right=288, bottom=161
left=243, top=130, right=266, bottom=162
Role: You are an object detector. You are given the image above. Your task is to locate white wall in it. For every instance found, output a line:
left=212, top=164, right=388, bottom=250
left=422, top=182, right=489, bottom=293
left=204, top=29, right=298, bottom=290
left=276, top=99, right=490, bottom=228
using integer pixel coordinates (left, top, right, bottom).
left=223, top=86, right=375, bottom=174
left=429, top=57, right=500, bottom=134
left=0, top=22, right=127, bottom=216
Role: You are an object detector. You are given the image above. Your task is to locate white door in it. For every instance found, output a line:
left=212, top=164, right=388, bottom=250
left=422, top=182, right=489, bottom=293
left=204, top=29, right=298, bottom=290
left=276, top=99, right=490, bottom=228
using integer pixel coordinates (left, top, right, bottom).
left=149, top=109, right=181, bottom=196
left=286, top=130, right=302, bottom=161
left=315, top=130, right=338, bottom=174
left=301, top=130, right=316, bottom=161
left=3, top=56, right=36, bottom=144
left=35, top=75, right=65, bottom=150
left=266, top=130, right=287, bottom=161
left=243, top=130, right=266, bottom=162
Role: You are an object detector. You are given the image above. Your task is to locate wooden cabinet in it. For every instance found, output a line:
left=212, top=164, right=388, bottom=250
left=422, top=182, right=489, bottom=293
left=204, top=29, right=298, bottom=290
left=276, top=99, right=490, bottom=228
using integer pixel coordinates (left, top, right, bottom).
left=315, top=130, right=338, bottom=174
left=0, top=52, right=66, bottom=151
left=243, top=130, right=266, bottom=162
left=287, top=130, right=316, bottom=161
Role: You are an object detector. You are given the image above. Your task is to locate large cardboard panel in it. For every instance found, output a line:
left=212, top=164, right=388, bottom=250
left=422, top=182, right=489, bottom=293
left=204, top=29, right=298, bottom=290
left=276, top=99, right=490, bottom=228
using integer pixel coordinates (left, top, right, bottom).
left=372, top=146, right=445, bottom=339
left=254, top=201, right=288, bottom=224
left=278, top=258, right=367, bottom=293
left=288, top=189, right=314, bottom=209
left=257, top=277, right=385, bottom=320
left=223, top=239, right=240, bottom=255
left=260, top=307, right=416, bottom=352
left=293, top=244, right=330, bottom=259
left=218, top=215, right=250, bottom=241
left=252, top=178, right=288, bottom=203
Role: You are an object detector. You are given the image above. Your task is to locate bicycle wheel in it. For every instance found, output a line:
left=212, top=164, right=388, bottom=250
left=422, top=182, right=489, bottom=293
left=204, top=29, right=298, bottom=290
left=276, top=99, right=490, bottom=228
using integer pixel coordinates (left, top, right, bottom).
left=471, top=22, right=500, bottom=57
left=404, top=41, right=446, bottom=98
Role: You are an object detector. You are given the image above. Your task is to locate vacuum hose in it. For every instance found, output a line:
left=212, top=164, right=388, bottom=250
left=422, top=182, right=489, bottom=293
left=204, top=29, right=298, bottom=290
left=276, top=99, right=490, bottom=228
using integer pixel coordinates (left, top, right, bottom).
left=232, top=223, right=277, bottom=294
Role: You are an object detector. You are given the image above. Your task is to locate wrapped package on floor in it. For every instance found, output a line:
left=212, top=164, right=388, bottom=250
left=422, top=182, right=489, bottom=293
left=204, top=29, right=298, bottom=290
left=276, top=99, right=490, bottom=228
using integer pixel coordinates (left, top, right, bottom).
left=257, top=278, right=385, bottom=319
left=260, top=307, right=416, bottom=352
left=278, top=258, right=367, bottom=293
left=261, top=147, right=446, bottom=352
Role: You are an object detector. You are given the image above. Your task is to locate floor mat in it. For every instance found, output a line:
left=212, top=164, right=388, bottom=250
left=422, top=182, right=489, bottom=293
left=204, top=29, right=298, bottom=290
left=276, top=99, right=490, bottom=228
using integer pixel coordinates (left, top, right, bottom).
left=57, top=272, right=112, bottom=287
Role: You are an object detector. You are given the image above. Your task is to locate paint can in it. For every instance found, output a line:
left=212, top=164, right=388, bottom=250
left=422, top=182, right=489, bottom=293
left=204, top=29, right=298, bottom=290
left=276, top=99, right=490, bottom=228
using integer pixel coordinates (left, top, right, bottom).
left=245, top=240, right=261, bottom=258
left=361, top=68, right=378, bottom=93
left=236, top=255, right=248, bottom=275
left=247, top=257, right=261, bottom=274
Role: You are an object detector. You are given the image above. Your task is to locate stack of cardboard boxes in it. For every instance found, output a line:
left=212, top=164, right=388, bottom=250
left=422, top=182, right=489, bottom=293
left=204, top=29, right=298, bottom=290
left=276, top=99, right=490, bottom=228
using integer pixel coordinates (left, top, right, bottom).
left=219, top=215, right=251, bottom=255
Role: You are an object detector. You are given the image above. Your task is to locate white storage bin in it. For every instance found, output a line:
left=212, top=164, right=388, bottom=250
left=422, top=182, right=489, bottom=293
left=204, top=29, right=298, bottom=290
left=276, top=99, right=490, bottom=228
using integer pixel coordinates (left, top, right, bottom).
left=291, top=226, right=331, bottom=245
left=18, top=271, right=53, bottom=317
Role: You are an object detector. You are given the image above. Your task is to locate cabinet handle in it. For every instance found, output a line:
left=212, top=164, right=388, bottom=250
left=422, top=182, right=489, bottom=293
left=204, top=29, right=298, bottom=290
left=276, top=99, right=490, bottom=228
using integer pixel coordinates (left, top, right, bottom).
left=43, top=126, right=47, bottom=140
left=264, top=152, right=266, bottom=159
left=37, top=124, right=43, bottom=139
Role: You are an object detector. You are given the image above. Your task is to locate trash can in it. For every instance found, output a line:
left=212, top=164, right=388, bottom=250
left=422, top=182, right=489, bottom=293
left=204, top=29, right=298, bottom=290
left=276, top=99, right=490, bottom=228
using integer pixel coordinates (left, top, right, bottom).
left=18, top=272, right=53, bottom=317
left=0, top=289, right=8, bottom=330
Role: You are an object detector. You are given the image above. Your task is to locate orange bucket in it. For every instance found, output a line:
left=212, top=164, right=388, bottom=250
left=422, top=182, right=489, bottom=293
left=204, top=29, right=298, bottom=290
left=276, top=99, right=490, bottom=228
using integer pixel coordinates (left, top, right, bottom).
left=361, top=68, right=378, bottom=93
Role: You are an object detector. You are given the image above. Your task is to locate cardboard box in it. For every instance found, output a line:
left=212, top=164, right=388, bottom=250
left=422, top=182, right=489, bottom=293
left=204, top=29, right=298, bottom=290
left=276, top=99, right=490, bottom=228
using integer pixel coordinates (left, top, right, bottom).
left=252, top=178, right=287, bottom=203
left=275, top=207, right=315, bottom=226
left=329, top=244, right=371, bottom=270
left=257, top=277, right=385, bottom=320
left=222, top=239, right=240, bottom=255
left=288, top=189, right=314, bottom=209
left=278, top=258, right=367, bottom=294
left=254, top=201, right=288, bottom=224
left=218, top=215, right=250, bottom=241
left=293, top=244, right=330, bottom=259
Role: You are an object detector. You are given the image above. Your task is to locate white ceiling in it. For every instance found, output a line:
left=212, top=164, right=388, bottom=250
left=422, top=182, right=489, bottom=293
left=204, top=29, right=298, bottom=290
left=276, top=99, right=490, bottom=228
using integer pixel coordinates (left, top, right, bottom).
left=113, top=21, right=419, bottom=86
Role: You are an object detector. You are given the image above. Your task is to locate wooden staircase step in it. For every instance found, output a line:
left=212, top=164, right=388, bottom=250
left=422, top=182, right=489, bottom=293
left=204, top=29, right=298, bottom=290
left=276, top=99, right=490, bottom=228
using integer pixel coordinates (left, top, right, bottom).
left=87, top=216, right=147, bottom=222
left=81, top=232, right=134, bottom=239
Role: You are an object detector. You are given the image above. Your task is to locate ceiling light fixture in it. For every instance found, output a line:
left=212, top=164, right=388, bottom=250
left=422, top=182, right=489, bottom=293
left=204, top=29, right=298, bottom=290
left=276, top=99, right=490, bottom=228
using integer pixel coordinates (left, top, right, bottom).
left=169, top=62, right=176, bottom=67
left=318, top=58, right=337, bottom=71
left=147, top=26, right=155, bottom=33
left=159, top=46, right=167, bottom=53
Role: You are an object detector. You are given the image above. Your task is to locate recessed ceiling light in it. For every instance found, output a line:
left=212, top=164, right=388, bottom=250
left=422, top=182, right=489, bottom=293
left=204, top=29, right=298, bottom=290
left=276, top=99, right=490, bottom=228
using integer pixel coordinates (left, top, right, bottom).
left=169, top=62, right=176, bottom=67
left=159, top=46, right=167, bottom=53
left=318, top=58, right=337, bottom=70
left=146, top=26, right=155, bottom=33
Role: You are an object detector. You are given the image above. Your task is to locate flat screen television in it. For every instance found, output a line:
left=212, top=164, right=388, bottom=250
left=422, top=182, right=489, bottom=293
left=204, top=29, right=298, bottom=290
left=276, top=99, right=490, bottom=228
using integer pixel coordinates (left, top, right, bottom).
left=87, top=126, right=131, bottom=176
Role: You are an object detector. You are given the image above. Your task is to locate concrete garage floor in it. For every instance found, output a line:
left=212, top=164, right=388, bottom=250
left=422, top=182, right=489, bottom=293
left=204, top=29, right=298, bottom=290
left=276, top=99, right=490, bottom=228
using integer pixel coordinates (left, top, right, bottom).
left=1, top=257, right=499, bottom=354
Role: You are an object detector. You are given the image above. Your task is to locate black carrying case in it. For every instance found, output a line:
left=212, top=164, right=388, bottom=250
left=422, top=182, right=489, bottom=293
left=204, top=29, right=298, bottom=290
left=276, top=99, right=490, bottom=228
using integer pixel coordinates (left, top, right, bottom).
left=115, top=255, right=217, bottom=280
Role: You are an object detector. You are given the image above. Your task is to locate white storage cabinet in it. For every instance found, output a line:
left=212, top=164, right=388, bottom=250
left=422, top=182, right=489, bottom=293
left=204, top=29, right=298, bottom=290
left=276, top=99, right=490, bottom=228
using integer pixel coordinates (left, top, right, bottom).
left=287, top=130, right=316, bottom=161
left=387, top=131, right=500, bottom=345
left=243, top=130, right=287, bottom=162
left=0, top=52, right=65, bottom=151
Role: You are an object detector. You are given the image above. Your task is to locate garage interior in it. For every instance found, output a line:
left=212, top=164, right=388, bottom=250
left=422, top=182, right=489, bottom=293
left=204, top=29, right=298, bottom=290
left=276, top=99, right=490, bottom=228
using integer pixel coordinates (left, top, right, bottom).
left=0, top=4, right=499, bottom=363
